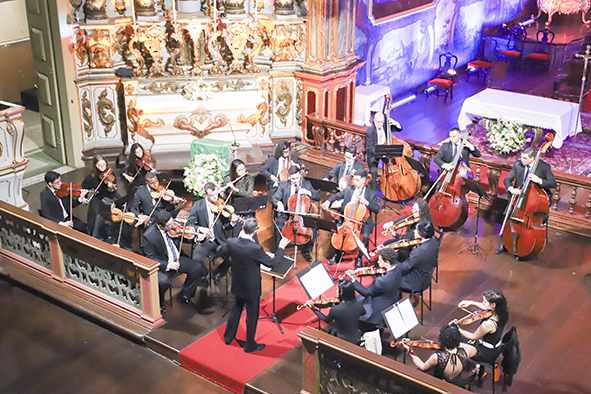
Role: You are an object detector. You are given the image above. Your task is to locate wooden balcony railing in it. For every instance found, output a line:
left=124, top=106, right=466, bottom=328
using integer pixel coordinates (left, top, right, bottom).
left=302, top=113, right=591, bottom=238
left=0, top=201, right=163, bottom=339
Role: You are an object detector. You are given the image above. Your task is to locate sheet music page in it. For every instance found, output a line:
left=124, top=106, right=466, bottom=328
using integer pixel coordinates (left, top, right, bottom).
left=299, top=263, right=334, bottom=299
left=384, top=307, right=406, bottom=339
left=398, top=298, right=419, bottom=329
left=383, top=298, right=419, bottom=339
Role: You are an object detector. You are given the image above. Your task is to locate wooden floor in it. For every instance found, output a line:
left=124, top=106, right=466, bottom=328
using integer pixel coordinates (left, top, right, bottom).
left=3, top=50, right=591, bottom=394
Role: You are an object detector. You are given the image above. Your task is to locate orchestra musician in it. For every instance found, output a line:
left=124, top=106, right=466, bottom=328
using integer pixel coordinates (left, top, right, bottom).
left=434, top=127, right=481, bottom=172
left=322, top=168, right=379, bottom=269
left=271, top=165, right=320, bottom=262
left=323, top=146, right=365, bottom=190
left=302, top=279, right=364, bottom=344
left=365, top=112, right=402, bottom=187
left=382, top=199, right=433, bottom=261
left=221, top=159, right=255, bottom=203
left=91, top=198, right=119, bottom=246
left=122, top=143, right=150, bottom=198
left=399, top=220, right=439, bottom=295
left=261, top=140, right=301, bottom=196
left=345, top=248, right=401, bottom=332
left=186, top=182, right=239, bottom=285
left=223, top=218, right=290, bottom=353
left=496, top=147, right=557, bottom=256
left=40, top=171, right=89, bottom=233
left=81, top=155, right=121, bottom=235
left=142, top=210, right=208, bottom=314
left=129, top=172, right=180, bottom=227
left=403, top=324, right=477, bottom=384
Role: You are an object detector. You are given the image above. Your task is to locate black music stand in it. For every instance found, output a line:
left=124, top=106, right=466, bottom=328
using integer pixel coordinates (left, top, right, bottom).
left=305, top=177, right=339, bottom=194
left=405, top=156, right=429, bottom=177
left=375, top=145, right=404, bottom=201
left=303, top=216, right=338, bottom=266
left=260, top=253, right=295, bottom=334
left=458, top=177, right=490, bottom=259
left=233, top=195, right=268, bottom=216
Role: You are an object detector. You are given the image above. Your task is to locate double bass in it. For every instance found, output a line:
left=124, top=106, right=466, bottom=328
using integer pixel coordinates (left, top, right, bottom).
left=428, top=123, right=477, bottom=231
left=501, top=134, right=554, bottom=258
left=380, top=94, right=422, bottom=201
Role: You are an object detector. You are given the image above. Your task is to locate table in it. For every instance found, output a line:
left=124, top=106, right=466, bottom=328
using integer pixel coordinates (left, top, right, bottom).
left=458, top=89, right=582, bottom=149
left=353, top=84, right=391, bottom=126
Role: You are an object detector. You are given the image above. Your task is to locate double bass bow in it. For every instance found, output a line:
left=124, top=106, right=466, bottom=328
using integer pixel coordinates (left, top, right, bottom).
left=380, top=94, right=422, bottom=201
left=501, top=134, right=554, bottom=258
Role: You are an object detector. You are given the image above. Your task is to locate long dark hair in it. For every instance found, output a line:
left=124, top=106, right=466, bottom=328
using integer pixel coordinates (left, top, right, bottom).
left=97, top=198, right=115, bottom=222
left=274, top=140, right=291, bottom=159
left=91, top=155, right=109, bottom=176
left=484, top=289, right=509, bottom=326
left=126, top=143, right=144, bottom=166
left=439, top=324, right=461, bottom=350
left=338, top=279, right=356, bottom=303
left=415, top=199, right=433, bottom=226
left=229, top=159, right=245, bottom=181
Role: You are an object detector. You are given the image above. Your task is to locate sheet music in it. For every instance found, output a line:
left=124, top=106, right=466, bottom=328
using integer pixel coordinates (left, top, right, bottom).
left=299, top=263, right=334, bottom=300
left=383, top=297, right=419, bottom=339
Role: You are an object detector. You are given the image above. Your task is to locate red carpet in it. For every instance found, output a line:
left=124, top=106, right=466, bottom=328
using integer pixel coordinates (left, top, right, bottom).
left=179, top=278, right=320, bottom=393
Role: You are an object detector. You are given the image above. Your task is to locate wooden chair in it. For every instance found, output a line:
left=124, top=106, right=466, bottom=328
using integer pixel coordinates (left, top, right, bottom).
left=497, top=27, right=526, bottom=67
left=487, top=61, right=508, bottom=90
left=399, top=266, right=435, bottom=325
left=466, top=37, right=498, bottom=83
left=525, top=28, right=555, bottom=72
left=425, top=52, right=458, bottom=103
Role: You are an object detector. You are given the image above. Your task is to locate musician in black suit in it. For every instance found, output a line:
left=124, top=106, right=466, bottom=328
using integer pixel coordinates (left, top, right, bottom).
left=345, top=247, right=401, bottom=331
left=399, top=220, right=439, bottom=292
left=40, top=171, right=89, bottom=233
left=323, top=146, right=365, bottom=189
left=270, top=165, right=320, bottom=262
left=496, top=147, right=557, bottom=255
left=129, top=172, right=180, bottom=227
left=434, top=127, right=481, bottom=171
left=187, top=181, right=239, bottom=284
left=365, top=112, right=402, bottom=187
left=142, top=210, right=208, bottom=314
left=223, top=218, right=290, bottom=353
left=322, top=168, right=380, bottom=269
left=260, top=140, right=301, bottom=197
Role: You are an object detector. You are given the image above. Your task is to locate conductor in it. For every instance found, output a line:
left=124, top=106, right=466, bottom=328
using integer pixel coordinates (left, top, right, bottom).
left=224, top=218, right=291, bottom=353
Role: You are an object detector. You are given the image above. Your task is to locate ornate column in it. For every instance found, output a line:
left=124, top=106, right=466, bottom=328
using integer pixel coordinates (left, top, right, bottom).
left=0, top=102, right=28, bottom=211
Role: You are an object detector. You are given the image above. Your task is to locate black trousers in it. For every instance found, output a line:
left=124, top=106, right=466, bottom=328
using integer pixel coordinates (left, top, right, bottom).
left=224, top=296, right=260, bottom=350
left=192, top=239, right=230, bottom=275
left=158, top=255, right=207, bottom=304
left=333, top=220, right=373, bottom=260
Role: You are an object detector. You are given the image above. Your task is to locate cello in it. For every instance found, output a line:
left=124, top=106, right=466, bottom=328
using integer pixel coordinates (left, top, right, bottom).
left=281, top=177, right=313, bottom=245
left=501, top=134, right=554, bottom=258
left=330, top=193, right=369, bottom=253
left=380, top=94, right=422, bottom=201
left=427, top=123, right=477, bottom=230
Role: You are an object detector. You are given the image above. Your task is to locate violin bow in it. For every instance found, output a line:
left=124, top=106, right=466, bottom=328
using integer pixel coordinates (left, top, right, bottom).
left=116, top=202, right=128, bottom=247
left=320, top=206, right=363, bottom=224
left=423, top=170, right=447, bottom=200
left=209, top=187, right=234, bottom=236
left=87, top=168, right=110, bottom=205
left=146, top=180, right=172, bottom=224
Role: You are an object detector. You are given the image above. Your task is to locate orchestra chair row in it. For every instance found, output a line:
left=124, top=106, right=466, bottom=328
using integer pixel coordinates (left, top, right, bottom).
left=497, top=26, right=526, bottom=67
left=523, top=28, right=555, bottom=73
left=466, top=37, right=498, bottom=83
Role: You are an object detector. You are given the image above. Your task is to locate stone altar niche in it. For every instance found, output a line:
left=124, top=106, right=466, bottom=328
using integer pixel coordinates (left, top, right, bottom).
left=0, top=102, right=28, bottom=211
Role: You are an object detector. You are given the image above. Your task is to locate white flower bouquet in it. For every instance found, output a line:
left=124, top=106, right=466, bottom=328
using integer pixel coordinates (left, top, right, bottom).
left=182, top=78, right=213, bottom=101
left=485, top=118, right=530, bottom=155
left=183, top=153, right=228, bottom=197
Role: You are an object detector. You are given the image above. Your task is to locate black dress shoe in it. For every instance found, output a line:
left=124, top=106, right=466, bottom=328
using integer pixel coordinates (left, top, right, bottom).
left=244, top=343, right=266, bottom=353
left=177, top=294, right=193, bottom=305
left=355, top=257, right=363, bottom=269
left=224, top=337, right=234, bottom=345
left=495, top=245, right=506, bottom=254
left=302, top=251, right=313, bottom=262
left=327, top=256, right=338, bottom=265
left=160, top=305, right=167, bottom=314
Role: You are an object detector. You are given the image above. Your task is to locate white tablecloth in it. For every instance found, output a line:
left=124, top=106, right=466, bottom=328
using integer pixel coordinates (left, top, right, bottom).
left=458, top=89, right=582, bottom=149
left=354, top=84, right=391, bottom=126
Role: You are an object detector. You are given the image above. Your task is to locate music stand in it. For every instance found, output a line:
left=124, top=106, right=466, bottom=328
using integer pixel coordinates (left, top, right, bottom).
left=458, top=177, right=490, bottom=259
left=296, top=261, right=335, bottom=330
left=404, top=156, right=429, bottom=177
left=260, top=253, right=295, bottom=334
left=382, top=297, right=419, bottom=362
left=233, top=195, right=268, bottom=216
left=302, top=216, right=337, bottom=266
left=374, top=144, right=404, bottom=161
left=305, top=177, right=339, bottom=194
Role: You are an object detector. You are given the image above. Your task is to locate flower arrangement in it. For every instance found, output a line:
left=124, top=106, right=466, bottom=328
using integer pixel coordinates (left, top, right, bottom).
left=182, top=78, right=213, bottom=101
left=183, top=153, right=228, bottom=197
left=485, top=118, right=530, bottom=155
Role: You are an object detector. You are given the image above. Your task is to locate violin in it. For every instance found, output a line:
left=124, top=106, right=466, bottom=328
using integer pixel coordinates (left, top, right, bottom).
left=379, top=94, right=421, bottom=201
left=137, top=150, right=158, bottom=173
left=150, top=185, right=187, bottom=204
left=453, top=309, right=493, bottom=325
left=166, top=221, right=203, bottom=240
left=370, top=238, right=425, bottom=257
left=501, top=134, right=554, bottom=258
left=282, top=181, right=313, bottom=245
left=111, top=208, right=143, bottom=225
left=56, top=183, right=95, bottom=198
left=390, top=339, right=440, bottom=349
left=351, top=267, right=386, bottom=277
left=330, top=193, right=369, bottom=253
left=296, top=298, right=340, bottom=310
left=211, top=198, right=244, bottom=222
left=381, top=215, right=420, bottom=236
left=98, top=168, right=117, bottom=190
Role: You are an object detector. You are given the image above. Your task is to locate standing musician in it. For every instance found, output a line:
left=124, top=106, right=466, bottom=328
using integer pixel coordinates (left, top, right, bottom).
left=82, top=155, right=121, bottom=236
left=223, top=218, right=290, bottom=353
left=322, top=168, right=379, bottom=269
left=271, top=165, right=320, bottom=262
left=122, top=143, right=152, bottom=199
left=434, top=127, right=481, bottom=172
left=40, top=171, right=89, bottom=233
left=323, top=146, right=365, bottom=190
left=261, top=140, right=301, bottom=196
left=382, top=199, right=433, bottom=261
left=345, top=248, right=401, bottom=332
left=130, top=172, right=181, bottom=227
left=496, top=147, right=556, bottom=256
left=399, top=220, right=439, bottom=294
left=301, top=279, right=365, bottom=344
left=142, top=210, right=208, bottom=314
left=365, top=112, right=402, bottom=187
left=187, top=181, right=239, bottom=285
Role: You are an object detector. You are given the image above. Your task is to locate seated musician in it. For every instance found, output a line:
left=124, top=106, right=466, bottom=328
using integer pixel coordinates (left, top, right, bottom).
left=365, top=112, right=402, bottom=187
left=302, top=279, right=364, bottom=344
left=130, top=172, right=180, bottom=227
left=142, top=210, right=208, bottom=314
left=399, top=220, right=439, bottom=294
left=82, top=155, right=121, bottom=235
left=322, top=168, right=379, bottom=269
left=187, top=182, right=239, bottom=285
left=382, top=199, right=433, bottom=261
left=403, top=324, right=477, bottom=384
left=92, top=198, right=119, bottom=245
left=323, top=146, right=365, bottom=190
left=434, top=127, right=481, bottom=172
left=122, top=142, right=149, bottom=198
left=271, top=165, right=320, bottom=262
left=345, top=248, right=401, bottom=332
left=261, top=140, right=301, bottom=196
left=40, top=170, right=89, bottom=233
left=221, top=159, right=256, bottom=237
left=496, top=147, right=557, bottom=256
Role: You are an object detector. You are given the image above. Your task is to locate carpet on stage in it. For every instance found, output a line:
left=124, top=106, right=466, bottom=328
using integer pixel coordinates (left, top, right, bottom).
left=179, top=278, right=321, bottom=393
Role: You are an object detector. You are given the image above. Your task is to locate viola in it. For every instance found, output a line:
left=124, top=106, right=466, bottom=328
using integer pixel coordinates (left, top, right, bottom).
left=370, top=238, right=425, bottom=257
left=501, top=133, right=554, bottom=258
left=150, top=186, right=187, bottom=204
left=390, top=339, right=440, bottom=349
left=381, top=215, right=420, bottom=236
left=56, top=183, right=95, bottom=198
left=330, top=194, right=369, bottom=253
left=379, top=94, right=422, bottom=202
left=296, top=297, right=340, bottom=310
left=453, top=309, right=493, bottom=326
left=282, top=184, right=313, bottom=245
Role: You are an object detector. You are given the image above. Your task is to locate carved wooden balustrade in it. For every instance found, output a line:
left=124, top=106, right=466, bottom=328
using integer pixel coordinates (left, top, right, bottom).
left=298, top=327, right=470, bottom=394
left=303, top=113, right=591, bottom=238
left=0, top=201, right=163, bottom=339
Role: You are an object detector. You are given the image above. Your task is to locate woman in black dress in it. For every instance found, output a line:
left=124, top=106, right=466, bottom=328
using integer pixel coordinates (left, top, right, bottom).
left=92, top=198, right=120, bottom=246
left=121, top=143, right=149, bottom=198
left=81, top=155, right=120, bottom=235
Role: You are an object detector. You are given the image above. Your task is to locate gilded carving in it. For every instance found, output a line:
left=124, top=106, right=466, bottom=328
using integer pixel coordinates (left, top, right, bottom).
left=223, top=22, right=250, bottom=74
left=97, top=89, right=115, bottom=135
left=128, top=25, right=167, bottom=77
left=0, top=141, right=3, bottom=157
left=168, top=23, right=185, bottom=76
left=258, top=78, right=269, bottom=90
left=88, top=29, right=113, bottom=69
left=82, top=90, right=93, bottom=138
left=258, top=99, right=269, bottom=127
left=141, top=81, right=183, bottom=94
left=276, top=80, right=292, bottom=126
left=245, top=21, right=265, bottom=73
left=125, top=83, right=137, bottom=96
left=139, top=118, right=162, bottom=144
left=126, top=96, right=142, bottom=139
left=207, top=24, right=223, bottom=76
left=74, top=29, right=88, bottom=68
left=185, top=19, right=207, bottom=77
left=173, top=106, right=229, bottom=138
left=211, top=79, right=250, bottom=91
left=270, top=23, right=302, bottom=62
left=237, top=112, right=260, bottom=127
left=296, top=79, right=303, bottom=128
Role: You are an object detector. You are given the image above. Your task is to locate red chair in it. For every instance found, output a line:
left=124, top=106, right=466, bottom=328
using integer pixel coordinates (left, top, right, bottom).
left=425, top=52, right=458, bottom=103
left=525, top=28, right=555, bottom=72
left=498, top=27, right=526, bottom=67
left=467, top=37, right=498, bottom=83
